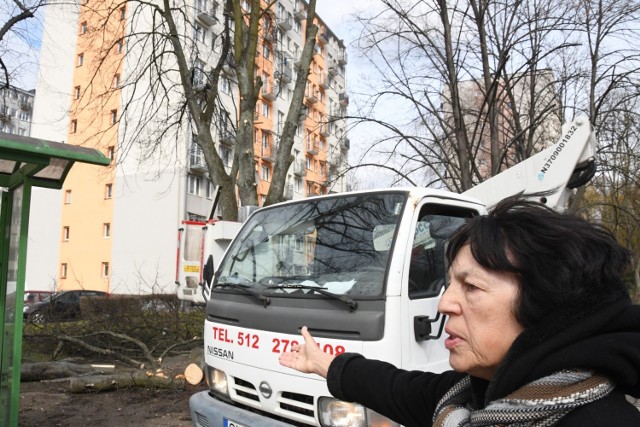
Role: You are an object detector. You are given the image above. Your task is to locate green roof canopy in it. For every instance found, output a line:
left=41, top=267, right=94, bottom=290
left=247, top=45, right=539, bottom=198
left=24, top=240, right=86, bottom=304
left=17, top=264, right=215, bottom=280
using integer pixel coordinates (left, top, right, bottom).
left=0, top=132, right=110, bottom=189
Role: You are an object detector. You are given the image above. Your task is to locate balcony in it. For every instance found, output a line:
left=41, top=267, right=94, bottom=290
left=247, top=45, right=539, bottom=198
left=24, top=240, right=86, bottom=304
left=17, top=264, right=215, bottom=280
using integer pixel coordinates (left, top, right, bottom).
left=328, top=64, right=338, bottom=76
left=283, top=183, right=294, bottom=200
left=294, top=3, right=306, bottom=20
left=196, top=10, right=218, bottom=27
left=327, top=151, right=342, bottom=169
left=293, top=160, right=306, bottom=177
left=189, top=151, right=208, bottom=173
left=329, top=107, right=343, bottom=120
left=298, top=106, right=308, bottom=123
left=340, top=138, right=350, bottom=151
left=306, top=92, right=318, bottom=104
left=263, top=28, right=276, bottom=43
left=338, top=51, right=348, bottom=65
left=262, top=81, right=277, bottom=101
left=277, top=14, right=292, bottom=31
left=318, top=76, right=330, bottom=90
left=317, top=30, right=329, bottom=45
left=319, top=123, right=330, bottom=137
left=278, top=64, right=292, bottom=83
left=261, top=143, right=276, bottom=162
left=219, top=129, right=235, bottom=146
left=339, top=92, right=349, bottom=107
left=306, top=139, right=319, bottom=155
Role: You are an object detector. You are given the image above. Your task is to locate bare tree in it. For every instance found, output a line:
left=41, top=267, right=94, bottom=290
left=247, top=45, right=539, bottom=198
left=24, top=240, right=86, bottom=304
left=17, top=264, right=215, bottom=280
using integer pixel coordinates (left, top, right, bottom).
left=349, top=0, right=576, bottom=192
left=0, top=0, right=46, bottom=88
left=74, top=0, right=319, bottom=220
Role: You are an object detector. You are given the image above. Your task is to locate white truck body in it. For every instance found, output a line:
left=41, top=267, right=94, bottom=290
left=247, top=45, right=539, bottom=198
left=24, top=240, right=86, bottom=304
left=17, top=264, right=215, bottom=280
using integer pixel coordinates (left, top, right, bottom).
left=188, top=118, right=597, bottom=427
left=176, top=219, right=243, bottom=304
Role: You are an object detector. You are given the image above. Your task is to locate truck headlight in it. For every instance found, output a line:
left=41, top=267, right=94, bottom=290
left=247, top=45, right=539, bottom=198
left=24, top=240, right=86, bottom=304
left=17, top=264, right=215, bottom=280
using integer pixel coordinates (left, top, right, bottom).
left=204, top=366, right=229, bottom=397
left=318, top=397, right=399, bottom=427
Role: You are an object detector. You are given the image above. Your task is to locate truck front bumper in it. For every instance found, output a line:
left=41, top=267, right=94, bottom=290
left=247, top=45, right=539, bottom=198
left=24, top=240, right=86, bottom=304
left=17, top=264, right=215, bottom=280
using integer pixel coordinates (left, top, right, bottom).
left=189, top=391, right=297, bottom=427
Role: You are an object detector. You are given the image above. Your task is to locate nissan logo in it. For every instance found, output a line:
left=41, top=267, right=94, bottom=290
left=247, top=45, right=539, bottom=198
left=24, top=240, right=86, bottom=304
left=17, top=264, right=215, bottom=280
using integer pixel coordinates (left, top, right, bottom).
left=259, top=381, right=273, bottom=399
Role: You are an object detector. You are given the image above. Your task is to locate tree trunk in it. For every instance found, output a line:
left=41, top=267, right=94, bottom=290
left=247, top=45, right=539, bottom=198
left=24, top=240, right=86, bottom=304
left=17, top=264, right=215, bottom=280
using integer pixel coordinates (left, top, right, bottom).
left=21, top=361, right=112, bottom=382
left=69, top=370, right=186, bottom=393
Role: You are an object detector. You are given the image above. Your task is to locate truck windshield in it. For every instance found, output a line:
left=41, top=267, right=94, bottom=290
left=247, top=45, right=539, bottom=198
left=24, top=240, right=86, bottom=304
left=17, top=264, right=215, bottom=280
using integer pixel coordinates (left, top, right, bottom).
left=215, top=193, right=407, bottom=298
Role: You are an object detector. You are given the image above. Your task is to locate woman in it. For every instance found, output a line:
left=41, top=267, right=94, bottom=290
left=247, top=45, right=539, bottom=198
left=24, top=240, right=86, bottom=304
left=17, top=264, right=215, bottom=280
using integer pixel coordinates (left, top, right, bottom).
left=279, top=196, right=640, bottom=426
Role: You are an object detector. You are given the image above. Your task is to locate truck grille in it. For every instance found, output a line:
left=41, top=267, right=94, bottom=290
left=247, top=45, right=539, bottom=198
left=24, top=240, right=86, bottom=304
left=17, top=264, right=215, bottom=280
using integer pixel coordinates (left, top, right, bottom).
left=234, top=377, right=260, bottom=402
left=231, top=375, right=316, bottom=425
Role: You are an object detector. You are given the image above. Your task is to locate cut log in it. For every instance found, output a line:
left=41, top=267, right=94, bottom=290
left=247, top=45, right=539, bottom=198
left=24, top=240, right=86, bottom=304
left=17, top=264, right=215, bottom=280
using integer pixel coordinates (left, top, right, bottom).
left=69, top=370, right=186, bottom=393
left=184, top=363, right=204, bottom=385
left=184, top=347, right=205, bottom=385
left=21, top=361, right=111, bottom=382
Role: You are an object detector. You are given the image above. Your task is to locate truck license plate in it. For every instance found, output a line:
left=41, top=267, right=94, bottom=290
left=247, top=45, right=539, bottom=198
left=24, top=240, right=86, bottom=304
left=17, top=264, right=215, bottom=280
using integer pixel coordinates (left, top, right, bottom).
left=223, top=418, right=248, bottom=427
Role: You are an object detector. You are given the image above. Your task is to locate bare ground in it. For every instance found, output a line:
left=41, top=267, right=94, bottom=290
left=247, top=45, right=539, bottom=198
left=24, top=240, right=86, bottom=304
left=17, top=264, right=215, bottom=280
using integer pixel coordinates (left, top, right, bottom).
left=19, top=355, right=207, bottom=427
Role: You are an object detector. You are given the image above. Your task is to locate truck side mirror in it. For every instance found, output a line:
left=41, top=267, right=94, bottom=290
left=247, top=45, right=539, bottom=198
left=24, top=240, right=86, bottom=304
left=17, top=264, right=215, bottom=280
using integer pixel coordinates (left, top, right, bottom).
left=202, top=255, right=215, bottom=300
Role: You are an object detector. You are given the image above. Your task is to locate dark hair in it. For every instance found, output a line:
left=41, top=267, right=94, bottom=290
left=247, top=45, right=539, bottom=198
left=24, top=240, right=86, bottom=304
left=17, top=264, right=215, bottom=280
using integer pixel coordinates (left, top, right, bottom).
left=446, top=195, right=632, bottom=329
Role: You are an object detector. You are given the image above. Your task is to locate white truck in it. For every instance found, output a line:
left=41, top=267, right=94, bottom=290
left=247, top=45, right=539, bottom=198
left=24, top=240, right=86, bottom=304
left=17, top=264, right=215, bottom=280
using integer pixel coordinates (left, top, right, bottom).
left=188, top=117, right=597, bottom=427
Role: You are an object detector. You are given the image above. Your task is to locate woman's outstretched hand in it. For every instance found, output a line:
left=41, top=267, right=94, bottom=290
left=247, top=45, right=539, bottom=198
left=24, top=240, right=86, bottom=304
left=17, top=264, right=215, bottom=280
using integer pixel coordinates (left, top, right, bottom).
left=278, top=326, right=335, bottom=379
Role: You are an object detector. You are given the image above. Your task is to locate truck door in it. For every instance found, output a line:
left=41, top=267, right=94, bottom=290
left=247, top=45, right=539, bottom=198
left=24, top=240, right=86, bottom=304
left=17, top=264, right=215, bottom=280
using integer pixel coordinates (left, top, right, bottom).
left=401, top=200, right=480, bottom=372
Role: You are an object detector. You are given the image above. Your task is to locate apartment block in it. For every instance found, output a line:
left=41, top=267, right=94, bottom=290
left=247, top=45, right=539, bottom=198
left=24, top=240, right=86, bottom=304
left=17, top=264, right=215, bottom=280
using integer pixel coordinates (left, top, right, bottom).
left=27, top=0, right=349, bottom=294
left=0, top=86, right=35, bottom=136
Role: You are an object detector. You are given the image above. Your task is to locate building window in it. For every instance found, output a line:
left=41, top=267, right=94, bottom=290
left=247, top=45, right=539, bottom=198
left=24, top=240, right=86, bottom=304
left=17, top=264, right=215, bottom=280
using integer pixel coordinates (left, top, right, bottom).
left=261, top=165, right=270, bottom=181
left=262, top=102, right=270, bottom=118
left=220, top=76, right=231, bottom=94
left=195, top=24, right=205, bottom=43
left=119, top=6, right=126, bottom=20
left=80, top=21, right=87, bottom=34
left=220, top=146, right=231, bottom=166
left=188, top=174, right=201, bottom=195
left=262, top=44, right=271, bottom=59
left=205, top=180, right=214, bottom=199
left=194, top=59, right=206, bottom=87
left=103, top=223, right=111, bottom=238
left=77, top=53, right=84, bottom=67
left=306, top=156, right=312, bottom=170
left=60, top=263, right=68, bottom=279
left=116, top=39, right=124, bottom=54
left=70, top=119, right=77, bottom=133
left=64, top=190, right=72, bottom=204
left=105, top=183, right=113, bottom=199
left=113, top=74, right=121, bottom=88
left=107, top=146, right=115, bottom=160
left=110, top=109, right=117, bottom=125
left=74, top=86, right=81, bottom=99
left=102, top=262, right=109, bottom=278
left=62, top=226, right=70, bottom=241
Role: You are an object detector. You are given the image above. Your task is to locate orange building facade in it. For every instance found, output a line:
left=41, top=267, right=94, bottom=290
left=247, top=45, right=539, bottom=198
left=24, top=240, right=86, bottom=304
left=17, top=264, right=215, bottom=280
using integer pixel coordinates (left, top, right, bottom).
left=32, top=0, right=349, bottom=294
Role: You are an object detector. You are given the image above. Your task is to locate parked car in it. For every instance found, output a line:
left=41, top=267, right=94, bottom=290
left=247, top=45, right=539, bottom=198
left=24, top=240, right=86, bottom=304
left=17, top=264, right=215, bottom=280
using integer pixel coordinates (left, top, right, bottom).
left=23, top=290, right=108, bottom=324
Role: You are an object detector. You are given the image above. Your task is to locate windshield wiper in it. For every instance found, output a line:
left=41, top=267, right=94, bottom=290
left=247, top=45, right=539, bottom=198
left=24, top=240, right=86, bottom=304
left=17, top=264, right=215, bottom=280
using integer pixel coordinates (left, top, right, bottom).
left=214, top=283, right=271, bottom=307
left=266, top=284, right=358, bottom=312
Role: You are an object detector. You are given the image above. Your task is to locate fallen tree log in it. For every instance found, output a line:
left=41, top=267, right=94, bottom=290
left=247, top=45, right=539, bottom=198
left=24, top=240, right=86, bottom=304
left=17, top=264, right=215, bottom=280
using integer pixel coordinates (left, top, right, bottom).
left=21, top=361, right=112, bottom=382
left=184, top=347, right=205, bottom=385
left=69, top=370, right=186, bottom=393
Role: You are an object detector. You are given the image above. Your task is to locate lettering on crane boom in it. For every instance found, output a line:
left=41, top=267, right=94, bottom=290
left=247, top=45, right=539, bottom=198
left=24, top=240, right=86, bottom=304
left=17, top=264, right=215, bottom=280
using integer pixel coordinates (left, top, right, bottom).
left=540, top=124, right=578, bottom=174
left=184, top=265, right=200, bottom=273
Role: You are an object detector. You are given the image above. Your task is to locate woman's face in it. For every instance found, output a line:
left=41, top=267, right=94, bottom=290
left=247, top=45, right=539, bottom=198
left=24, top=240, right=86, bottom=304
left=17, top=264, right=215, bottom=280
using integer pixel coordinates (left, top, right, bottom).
left=438, top=244, right=523, bottom=380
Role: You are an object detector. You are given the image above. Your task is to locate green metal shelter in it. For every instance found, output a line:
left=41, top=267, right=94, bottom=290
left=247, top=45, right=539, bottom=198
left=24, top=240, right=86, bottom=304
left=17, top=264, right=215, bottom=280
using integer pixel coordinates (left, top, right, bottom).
left=0, top=132, right=110, bottom=426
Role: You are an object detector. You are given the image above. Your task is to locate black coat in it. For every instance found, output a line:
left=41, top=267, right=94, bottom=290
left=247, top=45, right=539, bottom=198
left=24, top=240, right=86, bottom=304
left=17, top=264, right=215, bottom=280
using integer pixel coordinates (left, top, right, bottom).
left=327, top=299, right=640, bottom=426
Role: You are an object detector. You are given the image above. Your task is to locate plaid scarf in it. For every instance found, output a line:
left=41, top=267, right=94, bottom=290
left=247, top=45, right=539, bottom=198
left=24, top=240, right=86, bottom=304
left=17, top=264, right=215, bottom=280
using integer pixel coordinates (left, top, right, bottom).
left=433, top=369, right=614, bottom=427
